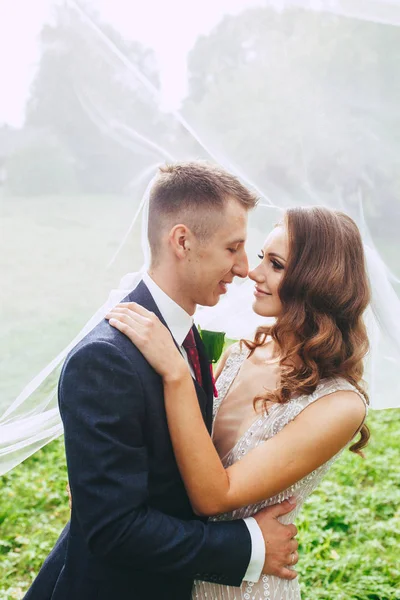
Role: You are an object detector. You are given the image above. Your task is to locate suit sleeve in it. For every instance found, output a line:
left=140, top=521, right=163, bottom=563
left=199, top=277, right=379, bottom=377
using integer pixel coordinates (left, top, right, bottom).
left=60, top=339, right=252, bottom=586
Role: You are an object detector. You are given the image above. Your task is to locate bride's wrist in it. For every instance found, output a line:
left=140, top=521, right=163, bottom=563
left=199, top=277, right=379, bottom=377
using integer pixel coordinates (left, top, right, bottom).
left=162, top=362, right=190, bottom=384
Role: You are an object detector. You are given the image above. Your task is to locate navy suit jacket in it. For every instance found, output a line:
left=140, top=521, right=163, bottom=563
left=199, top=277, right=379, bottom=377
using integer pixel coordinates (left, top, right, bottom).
left=24, top=281, right=252, bottom=600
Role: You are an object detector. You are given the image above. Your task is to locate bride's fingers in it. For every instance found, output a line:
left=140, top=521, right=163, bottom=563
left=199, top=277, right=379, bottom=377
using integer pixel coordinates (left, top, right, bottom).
left=106, top=309, right=147, bottom=333
left=105, top=310, right=143, bottom=327
left=114, top=302, right=156, bottom=320
left=106, top=305, right=164, bottom=336
left=107, top=313, right=147, bottom=343
left=106, top=309, right=155, bottom=338
left=106, top=306, right=150, bottom=324
left=106, top=306, right=175, bottom=354
left=106, top=310, right=168, bottom=349
left=107, top=305, right=172, bottom=345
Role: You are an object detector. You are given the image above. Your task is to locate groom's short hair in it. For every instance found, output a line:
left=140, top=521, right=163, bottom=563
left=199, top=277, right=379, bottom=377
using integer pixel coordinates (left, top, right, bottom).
left=148, top=161, right=258, bottom=261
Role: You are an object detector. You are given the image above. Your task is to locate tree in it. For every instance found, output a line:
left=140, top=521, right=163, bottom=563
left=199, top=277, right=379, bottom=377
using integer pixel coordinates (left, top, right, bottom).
left=25, top=2, right=168, bottom=193
left=183, top=6, right=400, bottom=235
left=5, top=134, right=77, bottom=196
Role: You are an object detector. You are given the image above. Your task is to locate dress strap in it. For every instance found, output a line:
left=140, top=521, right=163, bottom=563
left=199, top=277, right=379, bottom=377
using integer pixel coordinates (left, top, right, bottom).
left=306, top=376, right=368, bottom=406
left=303, top=376, right=368, bottom=436
left=213, top=343, right=248, bottom=420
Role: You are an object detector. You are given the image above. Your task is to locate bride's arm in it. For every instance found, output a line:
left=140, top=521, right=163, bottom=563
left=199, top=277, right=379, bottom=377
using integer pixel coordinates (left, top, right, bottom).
left=162, top=371, right=365, bottom=516
left=107, top=303, right=366, bottom=517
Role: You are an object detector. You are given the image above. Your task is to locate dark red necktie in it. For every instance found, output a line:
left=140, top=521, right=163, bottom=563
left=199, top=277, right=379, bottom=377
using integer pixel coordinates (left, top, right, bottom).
left=182, top=329, right=203, bottom=386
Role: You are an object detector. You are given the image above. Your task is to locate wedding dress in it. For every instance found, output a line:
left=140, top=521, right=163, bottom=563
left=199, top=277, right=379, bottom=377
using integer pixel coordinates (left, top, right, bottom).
left=192, top=343, right=367, bottom=600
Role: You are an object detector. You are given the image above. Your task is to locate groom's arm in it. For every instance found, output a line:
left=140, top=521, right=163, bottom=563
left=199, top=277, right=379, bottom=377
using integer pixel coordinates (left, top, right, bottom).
left=60, top=338, right=251, bottom=586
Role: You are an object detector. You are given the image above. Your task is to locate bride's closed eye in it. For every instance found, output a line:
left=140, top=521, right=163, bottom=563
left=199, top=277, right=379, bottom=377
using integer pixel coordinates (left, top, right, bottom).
left=258, top=249, right=284, bottom=270
left=271, top=259, right=284, bottom=270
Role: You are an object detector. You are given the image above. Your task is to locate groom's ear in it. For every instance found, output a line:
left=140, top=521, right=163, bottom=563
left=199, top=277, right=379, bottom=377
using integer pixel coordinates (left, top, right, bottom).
left=168, top=224, right=191, bottom=258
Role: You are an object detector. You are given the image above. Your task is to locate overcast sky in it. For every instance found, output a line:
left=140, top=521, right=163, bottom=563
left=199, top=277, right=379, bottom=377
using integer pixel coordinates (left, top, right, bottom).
left=0, top=0, right=265, bottom=127
left=2, top=0, right=398, bottom=127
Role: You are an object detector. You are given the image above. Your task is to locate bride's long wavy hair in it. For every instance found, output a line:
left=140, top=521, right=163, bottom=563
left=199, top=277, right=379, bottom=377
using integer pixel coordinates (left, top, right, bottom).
left=244, top=206, right=370, bottom=455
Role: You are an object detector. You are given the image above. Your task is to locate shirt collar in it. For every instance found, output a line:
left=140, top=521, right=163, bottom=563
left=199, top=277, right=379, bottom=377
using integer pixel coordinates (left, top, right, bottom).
left=142, top=272, right=193, bottom=347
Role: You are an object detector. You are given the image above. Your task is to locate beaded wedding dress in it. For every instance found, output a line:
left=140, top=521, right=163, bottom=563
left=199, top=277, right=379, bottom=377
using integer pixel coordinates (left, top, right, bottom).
left=192, top=344, right=367, bottom=600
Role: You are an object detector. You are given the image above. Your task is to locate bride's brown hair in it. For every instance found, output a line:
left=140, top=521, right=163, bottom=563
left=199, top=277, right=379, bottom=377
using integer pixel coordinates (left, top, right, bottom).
left=244, top=206, right=370, bottom=455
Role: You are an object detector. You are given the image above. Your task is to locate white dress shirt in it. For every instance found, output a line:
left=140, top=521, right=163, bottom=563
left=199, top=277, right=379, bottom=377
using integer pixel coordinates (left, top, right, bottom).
left=142, top=272, right=264, bottom=583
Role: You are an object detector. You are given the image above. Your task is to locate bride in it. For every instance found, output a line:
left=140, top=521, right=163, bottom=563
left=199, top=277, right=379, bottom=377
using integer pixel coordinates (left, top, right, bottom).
left=106, top=205, right=369, bottom=599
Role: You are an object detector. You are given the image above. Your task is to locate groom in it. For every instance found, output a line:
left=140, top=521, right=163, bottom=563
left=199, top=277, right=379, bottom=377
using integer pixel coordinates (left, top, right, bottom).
left=25, top=162, right=298, bottom=600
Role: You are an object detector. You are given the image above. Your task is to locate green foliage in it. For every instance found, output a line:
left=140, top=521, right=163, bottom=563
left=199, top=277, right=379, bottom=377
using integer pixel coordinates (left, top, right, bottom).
left=5, top=138, right=78, bottom=196
left=25, top=3, right=167, bottom=194
left=296, top=409, right=400, bottom=599
left=0, top=410, right=398, bottom=599
left=198, top=327, right=226, bottom=363
left=183, top=6, right=400, bottom=236
left=0, top=440, right=69, bottom=599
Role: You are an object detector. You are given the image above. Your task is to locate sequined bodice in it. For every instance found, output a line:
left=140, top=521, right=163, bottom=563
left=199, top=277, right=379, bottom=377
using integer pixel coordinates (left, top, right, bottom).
left=193, top=343, right=367, bottom=600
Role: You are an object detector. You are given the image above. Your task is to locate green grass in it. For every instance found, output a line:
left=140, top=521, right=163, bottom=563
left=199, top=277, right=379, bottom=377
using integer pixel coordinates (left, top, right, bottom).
left=0, top=409, right=399, bottom=599
left=0, top=439, right=69, bottom=599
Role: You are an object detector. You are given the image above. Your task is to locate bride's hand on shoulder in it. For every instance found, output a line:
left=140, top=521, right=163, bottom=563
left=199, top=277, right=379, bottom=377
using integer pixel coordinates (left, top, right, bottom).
left=106, top=302, right=188, bottom=380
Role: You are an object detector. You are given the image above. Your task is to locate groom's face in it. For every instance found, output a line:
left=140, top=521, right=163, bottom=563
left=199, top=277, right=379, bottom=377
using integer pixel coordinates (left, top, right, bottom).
left=184, top=197, right=249, bottom=308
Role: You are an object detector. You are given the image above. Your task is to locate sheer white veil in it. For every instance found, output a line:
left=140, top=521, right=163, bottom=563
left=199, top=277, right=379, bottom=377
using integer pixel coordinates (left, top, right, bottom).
left=1, top=0, right=400, bottom=475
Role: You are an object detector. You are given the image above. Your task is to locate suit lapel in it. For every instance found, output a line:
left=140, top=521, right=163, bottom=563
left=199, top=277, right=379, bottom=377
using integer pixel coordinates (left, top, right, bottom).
left=193, top=325, right=214, bottom=433
left=125, top=280, right=168, bottom=329
left=124, top=281, right=212, bottom=429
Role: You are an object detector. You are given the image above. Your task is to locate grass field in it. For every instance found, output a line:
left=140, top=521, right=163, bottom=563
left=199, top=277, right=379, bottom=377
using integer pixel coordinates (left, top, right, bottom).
left=0, top=409, right=399, bottom=599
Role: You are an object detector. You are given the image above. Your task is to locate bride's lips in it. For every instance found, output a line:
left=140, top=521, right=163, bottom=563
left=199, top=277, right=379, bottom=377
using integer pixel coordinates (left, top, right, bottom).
left=219, top=281, right=229, bottom=294
left=254, top=286, right=272, bottom=297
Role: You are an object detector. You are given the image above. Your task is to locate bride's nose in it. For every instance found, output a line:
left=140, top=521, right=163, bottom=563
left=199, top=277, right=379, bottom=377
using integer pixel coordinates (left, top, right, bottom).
left=248, top=267, right=266, bottom=282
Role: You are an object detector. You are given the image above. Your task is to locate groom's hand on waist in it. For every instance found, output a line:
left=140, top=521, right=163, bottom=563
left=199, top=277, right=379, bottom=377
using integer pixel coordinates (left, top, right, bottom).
left=253, top=498, right=299, bottom=580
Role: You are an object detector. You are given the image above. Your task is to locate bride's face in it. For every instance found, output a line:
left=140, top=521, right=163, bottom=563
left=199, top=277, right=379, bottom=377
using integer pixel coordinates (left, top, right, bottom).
left=249, top=225, right=288, bottom=317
